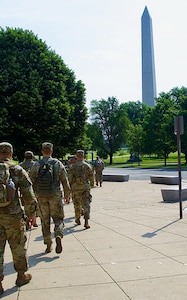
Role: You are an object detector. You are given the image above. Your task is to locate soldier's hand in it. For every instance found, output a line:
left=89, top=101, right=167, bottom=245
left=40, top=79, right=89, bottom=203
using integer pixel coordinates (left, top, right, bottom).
left=64, top=197, right=70, bottom=204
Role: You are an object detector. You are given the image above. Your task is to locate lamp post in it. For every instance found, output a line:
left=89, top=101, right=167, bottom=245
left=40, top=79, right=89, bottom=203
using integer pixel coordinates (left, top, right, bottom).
left=174, top=116, right=184, bottom=219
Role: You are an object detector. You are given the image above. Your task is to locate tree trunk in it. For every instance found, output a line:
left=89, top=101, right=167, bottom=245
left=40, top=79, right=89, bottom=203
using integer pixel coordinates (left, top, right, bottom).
left=185, top=152, right=187, bottom=164
left=109, top=153, right=113, bottom=164
left=164, top=152, right=167, bottom=167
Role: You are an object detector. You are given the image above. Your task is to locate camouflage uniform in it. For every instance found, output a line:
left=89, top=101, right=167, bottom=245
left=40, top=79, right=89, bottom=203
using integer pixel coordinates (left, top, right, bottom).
left=19, top=151, right=38, bottom=228
left=30, top=151, right=70, bottom=248
left=0, top=144, right=37, bottom=286
left=19, top=152, right=35, bottom=174
left=19, top=151, right=36, bottom=205
left=93, top=157, right=104, bottom=187
left=68, top=150, right=94, bottom=228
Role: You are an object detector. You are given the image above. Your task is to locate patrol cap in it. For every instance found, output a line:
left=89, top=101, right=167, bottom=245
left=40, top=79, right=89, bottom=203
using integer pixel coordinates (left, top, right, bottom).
left=0, top=142, right=13, bottom=153
left=76, top=150, right=84, bottom=158
left=25, top=151, right=34, bottom=158
left=42, top=142, right=53, bottom=151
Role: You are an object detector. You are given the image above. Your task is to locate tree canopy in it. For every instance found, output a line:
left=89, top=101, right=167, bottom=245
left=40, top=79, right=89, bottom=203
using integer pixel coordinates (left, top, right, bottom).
left=90, top=97, right=130, bottom=164
left=0, top=27, right=87, bottom=160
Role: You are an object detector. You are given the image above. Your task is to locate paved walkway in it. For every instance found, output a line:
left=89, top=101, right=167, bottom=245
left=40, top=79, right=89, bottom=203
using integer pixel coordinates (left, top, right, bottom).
left=2, top=180, right=187, bottom=299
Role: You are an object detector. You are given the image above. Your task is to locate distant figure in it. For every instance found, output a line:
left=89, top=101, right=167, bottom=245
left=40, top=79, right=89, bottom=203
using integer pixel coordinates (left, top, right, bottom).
left=0, top=142, right=37, bottom=294
left=93, top=156, right=104, bottom=187
left=19, top=151, right=36, bottom=173
left=19, top=151, right=38, bottom=228
left=65, top=155, right=77, bottom=204
left=30, top=142, right=70, bottom=254
left=68, top=150, right=94, bottom=229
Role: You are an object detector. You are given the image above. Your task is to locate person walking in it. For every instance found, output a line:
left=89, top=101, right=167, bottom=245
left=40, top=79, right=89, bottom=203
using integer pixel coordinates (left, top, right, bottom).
left=29, top=142, right=70, bottom=254
left=68, top=150, right=94, bottom=229
left=93, top=156, right=105, bottom=187
left=65, top=155, right=77, bottom=204
left=0, top=142, right=37, bottom=294
left=19, top=151, right=38, bottom=228
left=19, top=151, right=36, bottom=173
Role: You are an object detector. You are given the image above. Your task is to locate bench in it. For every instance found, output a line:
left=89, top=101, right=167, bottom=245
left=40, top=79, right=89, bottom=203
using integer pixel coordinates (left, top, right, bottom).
left=161, top=187, right=187, bottom=202
left=103, top=174, right=129, bottom=182
left=150, top=175, right=179, bottom=185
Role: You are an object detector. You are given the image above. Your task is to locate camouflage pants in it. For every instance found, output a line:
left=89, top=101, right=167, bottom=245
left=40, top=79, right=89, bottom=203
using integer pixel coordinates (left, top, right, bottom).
left=72, top=189, right=92, bottom=220
left=37, top=194, right=64, bottom=245
left=95, top=170, right=103, bottom=184
left=0, top=214, right=28, bottom=281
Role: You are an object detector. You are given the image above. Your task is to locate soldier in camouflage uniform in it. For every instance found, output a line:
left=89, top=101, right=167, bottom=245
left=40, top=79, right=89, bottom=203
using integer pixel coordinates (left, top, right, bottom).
left=19, top=151, right=36, bottom=173
left=19, top=151, right=38, bottom=228
left=93, top=156, right=105, bottom=187
left=0, top=142, right=37, bottom=295
left=29, top=142, right=70, bottom=254
left=68, top=150, right=94, bottom=229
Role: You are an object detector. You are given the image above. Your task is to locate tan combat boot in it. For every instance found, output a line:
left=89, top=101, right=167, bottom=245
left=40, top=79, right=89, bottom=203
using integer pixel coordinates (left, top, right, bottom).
left=84, top=219, right=90, bottom=229
left=15, top=272, right=32, bottom=287
left=75, top=218, right=81, bottom=225
left=55, top=236, right=63, bottom=254
left=0, top=281, right=4, bottom=295
left=45, top=242, right=53, bottom=253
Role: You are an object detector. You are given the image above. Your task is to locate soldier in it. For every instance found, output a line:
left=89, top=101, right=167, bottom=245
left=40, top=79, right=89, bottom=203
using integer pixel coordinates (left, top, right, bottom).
left=29, top=142, right=70, bottom=254
left=93, top=156, right=105, bottom=187
left=19, top=151, right=38, bottom=228
left=0, top=142, right=37, bottom=295
left=19, top=151, right=36, bottom=173
left=68, top=150, right=94, bottom=229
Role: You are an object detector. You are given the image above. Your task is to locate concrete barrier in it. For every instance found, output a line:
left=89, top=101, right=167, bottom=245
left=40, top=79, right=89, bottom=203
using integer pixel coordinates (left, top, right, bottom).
left=103, top=174, right=129, bottom=182
left=150, top=175, right=179, bottom=185
left=161, top=187, right=187, bottom=202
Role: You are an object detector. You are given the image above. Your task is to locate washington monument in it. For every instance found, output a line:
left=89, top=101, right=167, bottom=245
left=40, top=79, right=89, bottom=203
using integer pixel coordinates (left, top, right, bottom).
left=141, top=6, right=157, bottom=106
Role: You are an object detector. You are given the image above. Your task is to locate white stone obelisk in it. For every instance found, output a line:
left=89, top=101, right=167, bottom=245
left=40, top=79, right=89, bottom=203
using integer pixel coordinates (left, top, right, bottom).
left=141, top=6, right=157, bottom=106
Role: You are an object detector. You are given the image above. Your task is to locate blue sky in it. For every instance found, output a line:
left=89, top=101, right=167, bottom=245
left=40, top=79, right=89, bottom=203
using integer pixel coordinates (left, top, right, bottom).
left=1, top=0, right=187, bottom=108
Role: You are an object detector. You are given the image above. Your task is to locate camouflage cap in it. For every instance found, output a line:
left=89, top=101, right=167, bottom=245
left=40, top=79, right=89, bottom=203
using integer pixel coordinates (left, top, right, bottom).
left=76, top=150, right=84, bottom=158
left=25, top=151, right=34, bottom=158
left=0, top=142, right=13, bottom=153
left=42, top=142, right=53, bottom=151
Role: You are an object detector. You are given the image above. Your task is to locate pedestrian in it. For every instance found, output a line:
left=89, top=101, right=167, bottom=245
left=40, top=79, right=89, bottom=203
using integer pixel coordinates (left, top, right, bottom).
left=19, top=151, right=38, bottom=229
left=68, top=150, right=94, bottom=229
left=0, top=142, right=37, bottom=294
left=19, top=151, right=36, bottom=173
left=65, top=155, right=77, bottom=204
left=93, top=156, right=105, bottom=187
left=29, top=142, right=70, bottom=254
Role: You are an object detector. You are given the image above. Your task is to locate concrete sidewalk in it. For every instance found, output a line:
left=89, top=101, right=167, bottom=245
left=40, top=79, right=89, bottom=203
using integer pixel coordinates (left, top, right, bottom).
left=2, top=180, right=187, bottom=300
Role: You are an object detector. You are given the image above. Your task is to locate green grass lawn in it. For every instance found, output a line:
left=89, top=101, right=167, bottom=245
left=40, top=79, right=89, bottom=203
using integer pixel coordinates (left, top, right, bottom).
left=102, top=152, right=187, bottom=170
left=50, top=150, right=187, bottom=170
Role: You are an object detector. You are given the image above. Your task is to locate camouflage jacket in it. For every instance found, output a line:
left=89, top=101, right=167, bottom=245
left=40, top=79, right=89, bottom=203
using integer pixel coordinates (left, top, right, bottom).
left=19, top=159, right=35, bottom=174
left=93, top=159, right=104, bottom=171
left=29, top=156, right=70, bottom=198
left=68, top=160, right=94, bottom=191
left=0, top=159, right=37, bottom=216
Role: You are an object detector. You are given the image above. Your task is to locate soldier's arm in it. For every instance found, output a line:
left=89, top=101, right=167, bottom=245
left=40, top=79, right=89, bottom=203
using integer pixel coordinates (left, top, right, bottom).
left=59, top=162, right=71, bottom=198
left=18, top=167, right=37, bottom=216
left=88, top=165, right=94, bottom=188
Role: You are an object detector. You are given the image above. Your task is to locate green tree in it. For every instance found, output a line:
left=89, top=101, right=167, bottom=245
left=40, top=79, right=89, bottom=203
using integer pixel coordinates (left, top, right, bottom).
left=0, top=27, right=87, bottom=160
left=169, top=87, right=187, bottom=163
left=142, top=94, right=177, bottom=166
left=90, top=97, right=130, bottom=164
left=126, top=123, right=144, bottom=161
left=86, top=123, right=108, bottom=159
left=121, top=101, right=150, bottom=125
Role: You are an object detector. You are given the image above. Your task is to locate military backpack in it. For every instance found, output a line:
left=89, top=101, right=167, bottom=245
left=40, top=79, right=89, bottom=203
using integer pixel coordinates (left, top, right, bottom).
left=37, top=160, right=57, bottom=194
left=74, top=164, right=86, bottom=184
left=94, top=160, right=104, bottom=170
left=0, top=162, right=16, bottom=207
